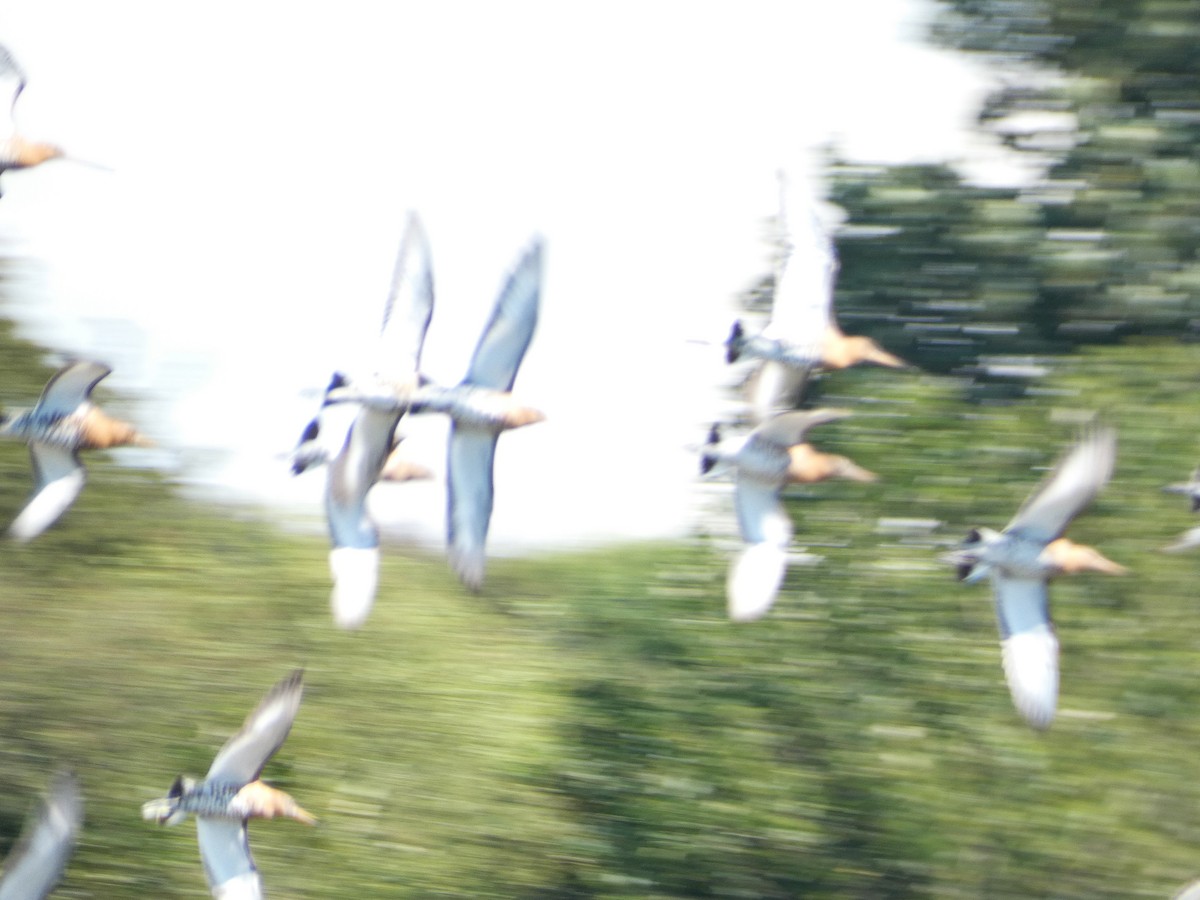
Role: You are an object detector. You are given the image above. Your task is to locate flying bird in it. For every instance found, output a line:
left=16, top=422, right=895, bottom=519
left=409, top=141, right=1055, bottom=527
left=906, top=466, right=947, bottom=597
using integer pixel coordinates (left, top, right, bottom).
left=1164, top=464, right=1200, bottom=512
left=0, top=45, right=64, bottom=193
left=727, top=171, right=907, bottom=421
left=407, top=239, right=545, bottom=591
left=702, top=409, right=876, bottom=622
left=1162, top=464, right=1200, bottom=551
left=0, top=770, right=82, bottom=900
left=1, top=360, right=150, bottom=541
left=142, top=670, right=314, bottom=900
left=943, top=427, right=1126, bottom=730
left=320, top=213, right=434, bottom=628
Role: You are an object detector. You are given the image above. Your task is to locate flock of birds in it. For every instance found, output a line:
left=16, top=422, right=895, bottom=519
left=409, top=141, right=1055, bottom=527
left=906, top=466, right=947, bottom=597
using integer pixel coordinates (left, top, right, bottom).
left=0, top=41, right=555, bottom=898
left=1, top=43, right=1200, bottom=900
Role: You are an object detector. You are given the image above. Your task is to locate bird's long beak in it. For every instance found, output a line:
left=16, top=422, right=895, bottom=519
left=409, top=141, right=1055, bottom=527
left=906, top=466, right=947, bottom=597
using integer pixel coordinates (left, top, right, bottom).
left=63, top=155, right=114, bottom=172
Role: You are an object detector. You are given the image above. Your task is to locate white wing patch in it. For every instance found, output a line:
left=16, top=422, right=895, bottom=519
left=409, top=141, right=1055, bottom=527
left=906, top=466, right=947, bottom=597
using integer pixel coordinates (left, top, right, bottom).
left=766, top=175, right=837, bottom=353
left=992, top=574, right=1058, bottom=729
left=10, top=444, right=85, bottom=541
left=726, top=543, right=789, bottom=622
left=329, top=547, right=381, bottom=629
left=1000, top=627, right=1059, bottom=731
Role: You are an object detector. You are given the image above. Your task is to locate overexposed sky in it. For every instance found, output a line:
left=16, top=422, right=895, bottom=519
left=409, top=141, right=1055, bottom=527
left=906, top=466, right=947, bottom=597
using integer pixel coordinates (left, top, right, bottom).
left=0, top=2, right=1003, bottom=553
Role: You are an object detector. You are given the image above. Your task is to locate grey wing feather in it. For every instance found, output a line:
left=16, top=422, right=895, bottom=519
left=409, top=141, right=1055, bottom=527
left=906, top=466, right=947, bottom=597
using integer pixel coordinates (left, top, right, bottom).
left=197, top=818, right=262, bottom=899
left=324, top=408, right=395, bottom=550
left=207, top=670, right=304, bottom=784
left=1005, top=426, right=1116, bottom=542
left=746, top=360, right=811, bottom=423
left=726, top=542, right=789, bottom=622
left=0, top=46, right=25, bottom=140
left=463, top=241, right=542, bottom=390
left=0, top=771, right=82, bottom=900
left=733, top=472, right=792, bottom=547
left=753, top=408, right=851, bottom=450
left=992, top=574, right=1058, bottom=730
left=377, top=214, right=434, bottom=382
left=9, top=444, right=86, bottom=541
left=446, top=423, right=497, bottom=590
left=36, top=361, right=111, bottom=418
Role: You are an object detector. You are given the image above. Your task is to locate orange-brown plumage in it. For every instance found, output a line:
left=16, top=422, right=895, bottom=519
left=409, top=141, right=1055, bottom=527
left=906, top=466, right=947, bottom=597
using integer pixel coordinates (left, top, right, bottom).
left=1041, top=537, right=1127, bottom=576
left=3, top=136, right=63, bottom=170
left=233, top=781, right=316, bottom=825
left=77, top=407, right=152, bottom=450
left=786, top=442, right=877, bottom=484
left=820, top=327, right=907, bottom=371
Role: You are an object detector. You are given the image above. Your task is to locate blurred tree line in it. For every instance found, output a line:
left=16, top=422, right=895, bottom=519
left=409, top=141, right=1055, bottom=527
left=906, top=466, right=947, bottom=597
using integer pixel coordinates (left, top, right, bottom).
left=816, top=0, right=1200, bottom=378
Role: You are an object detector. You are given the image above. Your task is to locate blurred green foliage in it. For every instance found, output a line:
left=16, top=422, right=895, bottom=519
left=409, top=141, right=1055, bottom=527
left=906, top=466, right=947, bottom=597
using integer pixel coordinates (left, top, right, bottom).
left=793, top=0, right=1200, bottom=380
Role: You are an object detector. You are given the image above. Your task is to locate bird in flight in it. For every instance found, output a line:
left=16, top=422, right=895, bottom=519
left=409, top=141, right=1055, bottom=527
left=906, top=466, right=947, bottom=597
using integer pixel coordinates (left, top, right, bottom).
left=142, top=670, right=314, bottom=899
left=1, top=360, right=150, bottom=541
left=943, top=427, right=1125, bottom=730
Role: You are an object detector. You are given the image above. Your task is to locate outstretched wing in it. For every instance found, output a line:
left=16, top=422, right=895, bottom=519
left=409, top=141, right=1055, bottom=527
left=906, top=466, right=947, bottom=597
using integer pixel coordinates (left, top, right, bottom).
left=992, top=574, right=1058, bottom=730
left=197, top=818, right=262, bottom=899
left=726, top=542, right=789, bottom=623
left=9, top=443, right=86, bottom=541
left=463, top=241, right=542, bottom=390
left=36, top=361, right=111, bottom=418
left=0, top=770, right=81, bottom=900
left=732, top=469, right=792, bottom=547
left=745, top=360, right=810, bottom=423
left=0, top=45, right=26, bottom=142
left=446, top=423, right=497, bottom=591
left=1005, top=426, right=1116, bottom=543
left=207, top=670, right=304, bottom=784
left=765, top=172, right=837, bottom=351
left=752, top=408, right=852, bottom=450
left=324, top=408, right=394, bottom=551
left=376, top=213, right=434, bottom=384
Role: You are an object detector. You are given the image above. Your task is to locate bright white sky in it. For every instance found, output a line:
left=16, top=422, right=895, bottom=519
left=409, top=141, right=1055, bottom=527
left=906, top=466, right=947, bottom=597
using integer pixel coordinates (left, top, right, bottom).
left=0, top=2, right=1005, bottom=554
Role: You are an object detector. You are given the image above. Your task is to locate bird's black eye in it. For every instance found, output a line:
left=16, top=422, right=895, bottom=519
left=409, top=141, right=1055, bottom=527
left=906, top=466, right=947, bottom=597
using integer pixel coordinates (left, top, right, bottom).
left=298, top=418, right=319, bottom=443
left=964, top=528, right=981, bottom=545
left=168, top=776, right=185, bottom=799
left=700, top=453, right=716, bottom=475
left=328, top=372, right=348, bottom=391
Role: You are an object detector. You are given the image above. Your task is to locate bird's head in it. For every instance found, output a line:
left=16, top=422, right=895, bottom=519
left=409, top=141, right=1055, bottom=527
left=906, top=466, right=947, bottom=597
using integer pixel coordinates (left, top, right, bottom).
left=941, top=527, right=997, bottom=582
left=140, top=776, right=195, bottom=826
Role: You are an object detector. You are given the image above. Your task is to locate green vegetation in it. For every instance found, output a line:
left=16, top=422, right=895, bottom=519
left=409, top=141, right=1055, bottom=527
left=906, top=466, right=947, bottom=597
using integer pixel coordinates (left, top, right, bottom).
left=3, top=326, right=1200, bottom=898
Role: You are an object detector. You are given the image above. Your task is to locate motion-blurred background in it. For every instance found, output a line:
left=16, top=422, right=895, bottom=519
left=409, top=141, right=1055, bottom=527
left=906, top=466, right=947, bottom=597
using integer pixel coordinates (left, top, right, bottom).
left=2, top=1, right=1199, bottom=897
